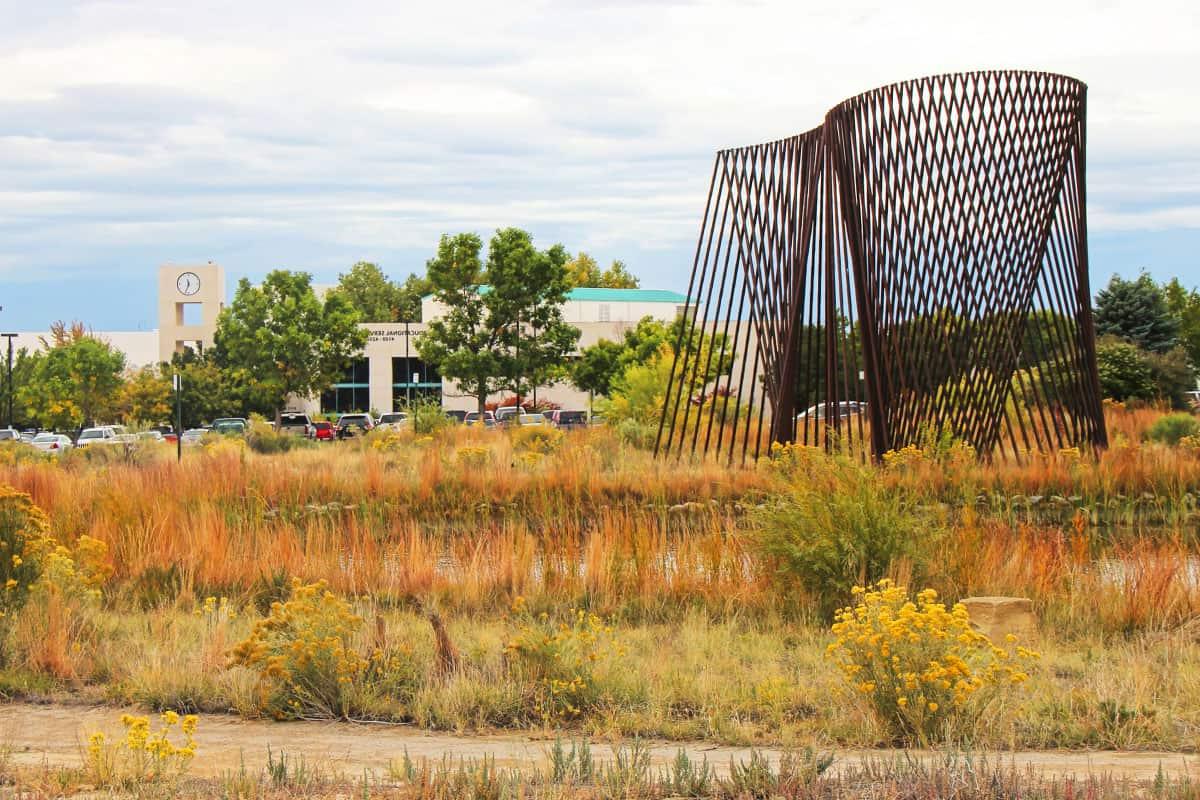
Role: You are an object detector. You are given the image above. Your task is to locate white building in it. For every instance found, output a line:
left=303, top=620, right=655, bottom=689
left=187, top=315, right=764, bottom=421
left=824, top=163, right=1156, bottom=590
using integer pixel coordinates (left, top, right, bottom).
left=10, top=264, right=689, bottom=416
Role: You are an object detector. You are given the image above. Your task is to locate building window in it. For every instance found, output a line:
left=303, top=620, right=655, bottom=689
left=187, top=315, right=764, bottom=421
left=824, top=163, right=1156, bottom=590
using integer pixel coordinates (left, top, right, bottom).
left=598, top=303, right=610, bottom=322
left=320, top=358, right=370, bottom=414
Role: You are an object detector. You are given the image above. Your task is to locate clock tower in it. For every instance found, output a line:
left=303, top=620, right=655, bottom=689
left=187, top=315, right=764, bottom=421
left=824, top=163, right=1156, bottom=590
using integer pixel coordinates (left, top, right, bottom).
left=157, top=263, right=226, bottom=364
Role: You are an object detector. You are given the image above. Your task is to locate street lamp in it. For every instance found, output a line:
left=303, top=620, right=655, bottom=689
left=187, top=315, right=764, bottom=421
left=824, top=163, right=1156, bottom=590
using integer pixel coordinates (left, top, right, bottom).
left=1, top=333, right=17, bottom=430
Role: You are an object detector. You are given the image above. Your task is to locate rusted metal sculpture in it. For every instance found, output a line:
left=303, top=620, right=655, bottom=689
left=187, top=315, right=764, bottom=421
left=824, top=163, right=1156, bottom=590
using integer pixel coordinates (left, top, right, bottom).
left=657, top=70, right=1107, bottom=462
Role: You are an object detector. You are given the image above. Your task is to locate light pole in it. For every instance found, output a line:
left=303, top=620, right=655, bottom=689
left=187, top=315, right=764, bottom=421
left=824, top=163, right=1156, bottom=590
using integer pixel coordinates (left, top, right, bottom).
left=1, top=333, right=16, bottom=430
left=173, top=373, right=182, bottom=462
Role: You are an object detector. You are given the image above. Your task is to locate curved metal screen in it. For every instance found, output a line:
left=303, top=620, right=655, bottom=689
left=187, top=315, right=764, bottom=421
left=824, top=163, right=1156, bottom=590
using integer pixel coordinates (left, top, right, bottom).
left=657, top=70, right=1107, bottom=462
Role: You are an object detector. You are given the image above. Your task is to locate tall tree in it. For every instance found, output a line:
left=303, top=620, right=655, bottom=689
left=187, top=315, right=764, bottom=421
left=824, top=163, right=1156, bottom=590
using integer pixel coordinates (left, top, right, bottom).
left=1164, top=278, right=1200, bottom=372
left=571, top=339, right=624, bottom=399
left=564, top=252, right=602, bottom=288
left=417, top=229, right=581, bottom=416
left=597, top=259, right=640, bottom=288
left=214, top=271, right=368, bottom=425
left=330, top=261, right=406, bottom=323
left=19, top=334, right=126, bottom=430
left=396, top=273, right=434, bottom=322
left=117, top=366, right=172, bottom=425
left=1094, top=272, right=1179, bottom=354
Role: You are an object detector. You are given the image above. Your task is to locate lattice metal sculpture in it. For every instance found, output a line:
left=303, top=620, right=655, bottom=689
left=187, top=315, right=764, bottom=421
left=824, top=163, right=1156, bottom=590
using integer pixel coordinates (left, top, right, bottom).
left=657, top=70, right=1107, bottom=462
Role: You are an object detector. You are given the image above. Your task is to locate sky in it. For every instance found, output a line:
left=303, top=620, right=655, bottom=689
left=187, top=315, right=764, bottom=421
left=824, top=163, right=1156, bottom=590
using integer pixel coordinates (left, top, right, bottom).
left=2, top=0, right=1199, bottom=331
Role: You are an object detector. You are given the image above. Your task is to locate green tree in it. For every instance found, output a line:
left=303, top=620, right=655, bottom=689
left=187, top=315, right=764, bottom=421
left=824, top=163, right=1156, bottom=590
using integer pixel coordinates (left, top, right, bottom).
left=396, top=273, right=434, bottom=322
left=0, top=347, right=37, bottom=428
left=564, top=252, right=602, bottom=288
left=330, top=261, right=406, bottom=323
left=1164, top=278, right=1200, bottom=372
left=1095, top=272, right=1179, bottom=354
left=571, top=338, right=624, bottom=410
left=1095, top=336, right=1155, bottom=402
left=20, top=335, right=126, bottom=429
left=598, top=259, right=639, bottom=289
left=416, top=229, right=581, bottom=416
left=214, top=271, right=368, bottom=425
left=117, top=366, right=172, bottom=426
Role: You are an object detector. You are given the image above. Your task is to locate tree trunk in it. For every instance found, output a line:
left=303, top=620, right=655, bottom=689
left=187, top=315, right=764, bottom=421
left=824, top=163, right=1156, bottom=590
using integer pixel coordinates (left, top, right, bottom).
left=274, top=407, right=283, bottom=428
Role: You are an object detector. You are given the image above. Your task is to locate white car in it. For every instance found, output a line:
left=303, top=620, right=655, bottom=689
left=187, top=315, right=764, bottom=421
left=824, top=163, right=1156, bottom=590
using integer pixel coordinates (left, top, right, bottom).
left=31, top=433, right=73, bottom=454
left=76, top=427, right=120, bottom=447
left=376, top=412, right=409, bottom=431
left=0, top=427, right=20, bottom=443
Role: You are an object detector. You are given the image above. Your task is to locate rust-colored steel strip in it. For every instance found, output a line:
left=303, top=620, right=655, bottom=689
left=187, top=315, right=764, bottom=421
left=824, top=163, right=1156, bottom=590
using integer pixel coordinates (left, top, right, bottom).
left=655, top=69, right=1107, bottom=463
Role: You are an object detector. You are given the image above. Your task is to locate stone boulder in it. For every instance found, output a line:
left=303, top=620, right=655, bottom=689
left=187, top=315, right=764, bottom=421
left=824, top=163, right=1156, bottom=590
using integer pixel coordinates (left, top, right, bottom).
left=960, top=596, right=1037, bottom=643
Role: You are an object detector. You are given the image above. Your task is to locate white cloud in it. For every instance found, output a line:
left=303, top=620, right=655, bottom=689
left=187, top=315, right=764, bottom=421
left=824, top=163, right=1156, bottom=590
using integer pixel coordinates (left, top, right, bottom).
left=0, top=0, right=1197, bottom=309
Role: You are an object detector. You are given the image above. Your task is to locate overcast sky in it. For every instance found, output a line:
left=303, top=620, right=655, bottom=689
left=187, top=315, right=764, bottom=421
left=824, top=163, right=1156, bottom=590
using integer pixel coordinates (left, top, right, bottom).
left=2, top=0, right=1198, bottom=330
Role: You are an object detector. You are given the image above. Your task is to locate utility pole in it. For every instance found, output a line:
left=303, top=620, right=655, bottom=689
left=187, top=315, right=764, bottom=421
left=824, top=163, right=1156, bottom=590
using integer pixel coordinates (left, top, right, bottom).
left=1, top=332, right=16, bottom=430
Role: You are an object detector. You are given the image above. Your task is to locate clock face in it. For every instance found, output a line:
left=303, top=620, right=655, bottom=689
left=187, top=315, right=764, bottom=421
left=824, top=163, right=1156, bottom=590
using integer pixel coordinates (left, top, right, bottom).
left=177, top=272, right=200, bottom=296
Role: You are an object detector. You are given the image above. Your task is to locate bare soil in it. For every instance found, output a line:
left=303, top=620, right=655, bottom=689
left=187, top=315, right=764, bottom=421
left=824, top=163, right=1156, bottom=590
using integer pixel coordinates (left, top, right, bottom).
left=1, top=703, right=1194, bottom=781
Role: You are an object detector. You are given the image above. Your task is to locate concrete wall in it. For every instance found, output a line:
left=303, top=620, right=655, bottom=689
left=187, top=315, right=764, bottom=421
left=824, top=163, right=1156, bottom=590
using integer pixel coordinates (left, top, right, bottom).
left=157, top=263, right=226, bottom=363
left=6, top=331, right=159, bottom=369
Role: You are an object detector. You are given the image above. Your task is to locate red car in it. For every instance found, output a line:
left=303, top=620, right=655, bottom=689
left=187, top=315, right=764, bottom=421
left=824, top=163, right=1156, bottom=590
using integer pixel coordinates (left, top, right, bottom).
left=312, top=421, right=335, bottom=441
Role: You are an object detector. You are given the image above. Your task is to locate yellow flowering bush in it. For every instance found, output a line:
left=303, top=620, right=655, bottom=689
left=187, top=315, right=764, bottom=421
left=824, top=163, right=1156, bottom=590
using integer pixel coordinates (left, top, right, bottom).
left=827, top=580, right=1039, bottom=745
left=512, top=425, right=564, bottom=455
left=456, top=445, right=493, bottom=468
left=85, top=712, right=198, bottom=788
left=504, top=599, right=623, bottom=722
left=229, top=579, right=367, bottom=719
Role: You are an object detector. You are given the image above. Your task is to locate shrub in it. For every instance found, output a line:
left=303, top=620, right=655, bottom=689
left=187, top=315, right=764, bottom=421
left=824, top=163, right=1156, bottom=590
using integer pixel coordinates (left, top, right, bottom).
left=410, top=400, right=452, bottom=435
left=754, top=445, right=938, bottom=618
left=512, top=425, right=564, bottom=455
left=1144, top=412, right=1200, bottom=446
left=85, top=712, right=198, bottom=789
left=0, top=487, right=53, bottom=620
left=614, top=418, right=657, bottom=449
left=456, top=445, right=493, bottom=468
left=827, top=580, right=1038, bottom=746
left=246, top=417, right=309, bottom=454
left=229, top=579, right=366, bottom=719
left=503, top=600, right=623, bottom=722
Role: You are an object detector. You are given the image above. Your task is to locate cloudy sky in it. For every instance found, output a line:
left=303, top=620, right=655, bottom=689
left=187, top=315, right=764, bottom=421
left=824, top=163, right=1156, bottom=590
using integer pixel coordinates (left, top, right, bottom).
left=2, top=0, right=1198, bottom=330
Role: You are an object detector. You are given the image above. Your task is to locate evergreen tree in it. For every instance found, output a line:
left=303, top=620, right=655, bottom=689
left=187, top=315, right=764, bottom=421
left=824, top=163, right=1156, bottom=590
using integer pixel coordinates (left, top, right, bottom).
left=1094, top=272, right=1179, bottom=353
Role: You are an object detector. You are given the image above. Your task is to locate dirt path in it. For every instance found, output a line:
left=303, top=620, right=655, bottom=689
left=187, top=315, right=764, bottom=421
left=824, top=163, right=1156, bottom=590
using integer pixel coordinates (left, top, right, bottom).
left=1, top=703, right=1195, bottom=782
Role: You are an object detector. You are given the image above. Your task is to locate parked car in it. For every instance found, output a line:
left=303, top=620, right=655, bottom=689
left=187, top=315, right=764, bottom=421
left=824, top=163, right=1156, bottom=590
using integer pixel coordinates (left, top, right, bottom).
left=150, top=424, right=178, bottom=443
left=549, top=410, right=587, bottom=429
left=76, top=427, right=119, bottom=447
left=376, top=412, right=408, bottom=431
left=465, top=411, right=496, bottom=428
left=278, top=413, right=313, bottom=437
left=212, top=417, right=249, bottom=436
left=444, top=410, right=467, bottom=424
left=311, top=421, right=335, bottom=441
left=517, top=413, right=546, bottom=427
left=494, top=406, right=522, bottom=426
left=335, top=413, right=375, bottom=438
left=137, top=431, right=165, bottom=443
left=0, top=428, right=20, bottom=442
left=104, top=424, right=136, bottom=443
left=31, top=433, right=73, bottom=454
left=796, top=401, right=867, bottom=421
left=19, top=430, right=38, bottom=444
left=181, top=428, right=209, bottom=445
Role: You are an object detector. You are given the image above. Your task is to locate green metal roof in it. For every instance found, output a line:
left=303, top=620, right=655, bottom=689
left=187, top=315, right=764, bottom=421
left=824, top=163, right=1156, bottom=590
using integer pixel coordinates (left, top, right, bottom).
left=565, top=288, right=687, bottom=303
left=423, top=287, right=688, bottom=303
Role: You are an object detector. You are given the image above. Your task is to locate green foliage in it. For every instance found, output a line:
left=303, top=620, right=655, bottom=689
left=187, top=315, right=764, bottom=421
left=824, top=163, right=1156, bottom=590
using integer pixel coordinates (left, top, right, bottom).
left=328, top=261, right=429, bottom=323
left=1164, top=278, right=1200, bottom=372
left=1096, top=337, right=1157, bottom=402
left=164, top=349, right=269, bottom=429
left=214, top=270, right=368, bottom=422
left=19, top=335, right=126, bottom=429
left=754, top=446, right=937, bottom=619
left=571, top=339, right=624, bottom=398
left=600, top=344, right=675, bottom=429
left=1145, top=413, right=1200, bottom=446
left=116, top=366, right=172, bottom=426
left=564, top=252, right=640, bottom=289
left=1095, top=272, right=1179, bottom=354
left=0, top=347, right=38, bottom=428
left=1145, top=347, right=1195, bottom=409
left=245, top=416, right=310, bottom=454
left=417, top=230, right=580, bottom=414
left=409, top=400, right=451, bottom=435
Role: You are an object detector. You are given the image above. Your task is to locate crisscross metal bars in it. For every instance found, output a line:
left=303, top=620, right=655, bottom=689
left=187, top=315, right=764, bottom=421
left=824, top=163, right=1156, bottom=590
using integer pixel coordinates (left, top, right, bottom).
left=657, top=69, right=1107, bottom=462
